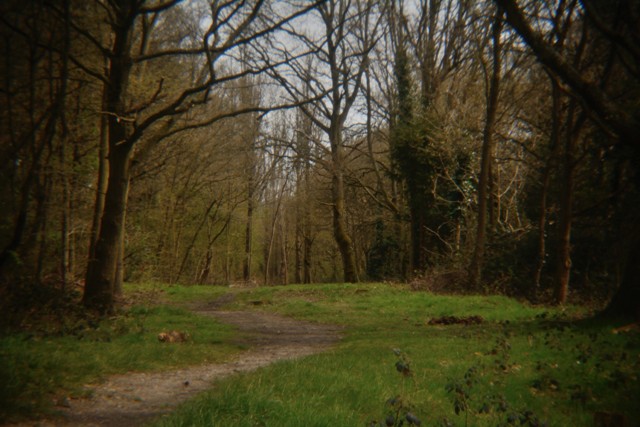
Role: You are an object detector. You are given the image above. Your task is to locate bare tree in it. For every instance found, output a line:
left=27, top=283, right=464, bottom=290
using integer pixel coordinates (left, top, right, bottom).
left=267, top=0, right=382, bottom=283
left=75, top=0, right=322, bottom=313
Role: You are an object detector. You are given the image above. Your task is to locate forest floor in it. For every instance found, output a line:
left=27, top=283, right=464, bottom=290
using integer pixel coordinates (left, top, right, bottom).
left=7, top=294, right=342, bottom=427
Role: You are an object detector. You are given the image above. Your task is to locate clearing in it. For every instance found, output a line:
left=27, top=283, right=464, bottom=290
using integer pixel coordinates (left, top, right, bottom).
left=6, top=295, right=341, bottom=427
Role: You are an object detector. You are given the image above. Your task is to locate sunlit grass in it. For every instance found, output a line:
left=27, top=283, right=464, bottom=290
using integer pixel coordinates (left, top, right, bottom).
left=155, top=283, right=639, bottom=427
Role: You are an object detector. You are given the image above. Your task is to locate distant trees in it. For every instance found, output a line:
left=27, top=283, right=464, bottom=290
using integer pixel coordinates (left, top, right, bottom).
left=266, top=0, right=382, bottom=283
left=2, top=0, right=638, bottom=318
left=78, top=0, right=321, bottom=313
left=388, top=0, right=476, bottom=274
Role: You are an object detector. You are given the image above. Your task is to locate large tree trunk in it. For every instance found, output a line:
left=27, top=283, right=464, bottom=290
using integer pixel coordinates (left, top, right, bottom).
left=555, top=115, right=575, bottom=304
left=83, top=142, right=133, bottom=313
left=83, top=2, right=135, bottom=313
left=88, top=78, right=109, bottom=268
left=113, top=217, right=126, bottom=299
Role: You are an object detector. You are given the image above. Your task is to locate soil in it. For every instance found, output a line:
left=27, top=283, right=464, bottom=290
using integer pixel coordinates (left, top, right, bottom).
left=8, top=295, right=342, bottom=427
left=427, top=315, right=484, bottom=325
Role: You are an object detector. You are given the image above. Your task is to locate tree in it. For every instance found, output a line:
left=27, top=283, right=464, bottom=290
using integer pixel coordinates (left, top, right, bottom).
left=79, top=0, right=322, bottom=313
left=468, top=7, right=503, bottom=288
left=389, top=0, right=476, bottom=274
left=293, top=103, right=317, bottom=284
left=494, top=0, right=640, bottom=317
left=268, top=0, right=382, bottom=283
left=0, top=0, right=73, bottom=281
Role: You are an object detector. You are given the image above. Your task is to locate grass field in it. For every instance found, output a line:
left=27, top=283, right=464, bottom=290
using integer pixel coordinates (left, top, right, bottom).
left=156, top=283, right=640, bottom=427
left=1, top=282, right=638, bottom=426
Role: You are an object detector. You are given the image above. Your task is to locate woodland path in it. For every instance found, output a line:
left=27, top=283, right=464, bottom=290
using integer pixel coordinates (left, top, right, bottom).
left=13, top=295, right=342, bottom=427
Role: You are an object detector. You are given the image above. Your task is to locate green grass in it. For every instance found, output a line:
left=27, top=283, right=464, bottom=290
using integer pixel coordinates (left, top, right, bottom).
left=123, top=281, right=230, bottom=305
left=153, top=283, right=640, bottom=427
left=0, top=288, right=239, bottom=421
left=2, top=282, right=638, bottom=426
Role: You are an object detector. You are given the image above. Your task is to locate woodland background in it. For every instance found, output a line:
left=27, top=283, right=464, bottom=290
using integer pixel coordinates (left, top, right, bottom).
left=1, top=0, right=639, bottom=319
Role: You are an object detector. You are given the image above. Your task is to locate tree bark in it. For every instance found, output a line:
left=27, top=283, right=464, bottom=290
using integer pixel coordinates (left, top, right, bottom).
left=88, top=75, right=109, bottom=269
left=83, top=142, right=133, bottom=313
left=83, top=2, right=135, bottom=313
left=555, top=151, right=573, bottom=304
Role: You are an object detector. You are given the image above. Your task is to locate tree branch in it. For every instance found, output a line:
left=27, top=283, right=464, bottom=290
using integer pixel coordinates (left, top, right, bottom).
left=494, top=0, right=640, bottom=141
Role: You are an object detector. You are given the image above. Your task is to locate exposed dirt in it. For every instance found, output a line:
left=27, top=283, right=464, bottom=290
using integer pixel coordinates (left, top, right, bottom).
left=427, top=315, right=484, bottom=325
left=8, top=295, right=341, bottom=427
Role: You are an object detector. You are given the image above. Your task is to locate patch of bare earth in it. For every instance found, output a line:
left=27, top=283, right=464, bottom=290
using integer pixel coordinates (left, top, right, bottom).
left=8, top=296, right=341, bottom=427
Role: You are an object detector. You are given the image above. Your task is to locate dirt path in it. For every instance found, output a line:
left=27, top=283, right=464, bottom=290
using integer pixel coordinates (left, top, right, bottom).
left=12, top=297, right=341, bottom=427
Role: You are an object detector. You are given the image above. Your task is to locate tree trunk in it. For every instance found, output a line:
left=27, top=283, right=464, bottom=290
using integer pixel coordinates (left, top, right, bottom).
left=88, top=76, right=109, bottom=266
left=534, top=77, right=562, bottom=290
left=555, top=157, right=573, bottom=304
left=534, top=167, right=552, bottom=289
left=555, top=105, right=584, bottom=304
left=83, top=142, right=133, bottom=313
left=198, top=248, right=213, bottom=284
left=224, top=211, right=231, bottom=285
left=60, top=135, right=70, bottom=289
left=303, top=235, right=313, bottom=284
left=602, top=231, right=640, bottom=320
left=279, top=218, right=289, bottom=285
left=294, top=209, right=303, bottom=284
left=83, top=1, right=135, bottom=313
left=243, top=174, right=254, bottom=282
left=113, top=216, right=126, bottom=299
left=330, top=130, right=358, bottom=283
left=35, top=176, right=51, bottom=284
left=469, top=10, right=503, bottom=288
